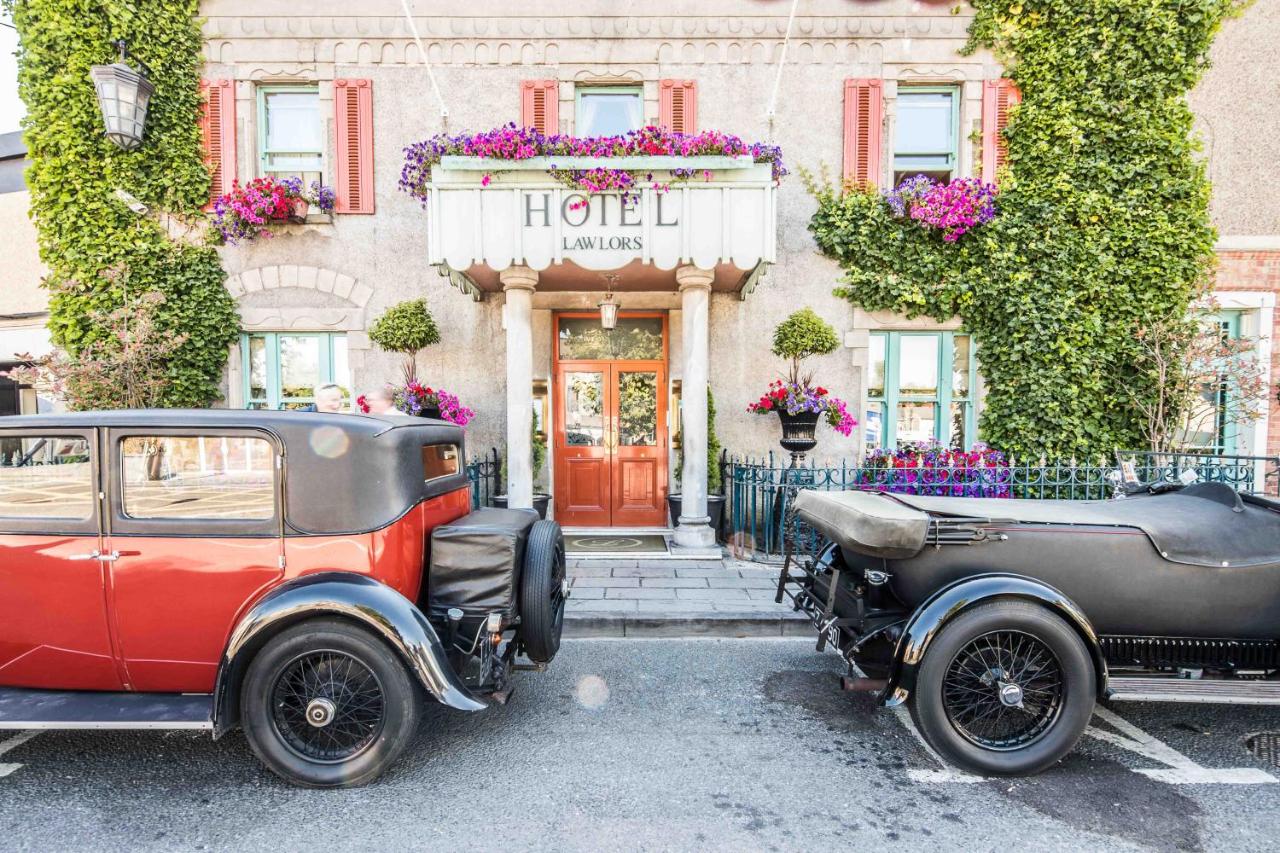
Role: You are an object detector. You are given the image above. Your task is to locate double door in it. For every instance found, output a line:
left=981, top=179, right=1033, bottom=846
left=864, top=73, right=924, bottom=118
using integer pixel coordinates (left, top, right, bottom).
left=554, top=360, right=668, bottom=527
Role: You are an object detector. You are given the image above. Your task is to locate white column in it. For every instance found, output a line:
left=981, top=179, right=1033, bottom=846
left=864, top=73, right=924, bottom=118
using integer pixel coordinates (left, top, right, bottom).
left=501, top=266, right=537, bottom=509
left=673, top=265, right=716, bottom=549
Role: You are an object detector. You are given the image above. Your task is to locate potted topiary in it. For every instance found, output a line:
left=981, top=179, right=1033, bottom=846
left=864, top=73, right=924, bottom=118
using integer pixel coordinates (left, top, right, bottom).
left=368, top=298, right=441, bottom=383
left=748, top=308, right=856, bottom=465
left=493, top=411, right=552, bottom=519
left=668, top=387, right=725, bottom=533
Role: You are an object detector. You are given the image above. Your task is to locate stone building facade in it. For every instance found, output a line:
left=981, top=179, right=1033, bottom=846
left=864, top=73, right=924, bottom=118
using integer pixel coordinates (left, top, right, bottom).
left=2, top=0, right=1276, bottom=534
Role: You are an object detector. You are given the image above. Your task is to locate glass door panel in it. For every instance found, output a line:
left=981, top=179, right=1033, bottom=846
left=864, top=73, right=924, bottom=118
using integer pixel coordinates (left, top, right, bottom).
left=617, top=371, right=658, bottom=446
left=564, top=372, right=606, bottom=446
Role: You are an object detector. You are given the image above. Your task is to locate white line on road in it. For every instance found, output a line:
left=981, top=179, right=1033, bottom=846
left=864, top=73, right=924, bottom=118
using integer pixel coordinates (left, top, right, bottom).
left=0, top=730, right=40, bottom=778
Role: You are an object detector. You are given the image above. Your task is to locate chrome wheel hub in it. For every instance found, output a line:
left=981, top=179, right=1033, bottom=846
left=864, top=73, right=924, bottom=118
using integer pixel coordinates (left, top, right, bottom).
left=305, top=697, right=337, bottom=728
left=998, top=681, right=1025, bottom=708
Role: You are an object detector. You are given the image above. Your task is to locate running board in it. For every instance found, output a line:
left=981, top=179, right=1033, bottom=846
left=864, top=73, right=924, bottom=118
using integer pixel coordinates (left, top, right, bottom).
left=0, top=687, right=213, bottom=730
left=1107, top=677, right=1280, bottom=705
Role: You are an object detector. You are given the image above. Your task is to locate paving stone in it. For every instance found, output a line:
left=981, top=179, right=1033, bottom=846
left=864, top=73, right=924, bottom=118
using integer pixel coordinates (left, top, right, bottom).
left=746, top=588, right=787, bottom=600
left=640, top=577, right=708, bottom=588
left=566, top=599, right=637, bottom=612
left=623, top=615, right=786, bottom=638
left=610, top=566, right=677, bottom=578
left=571, top=577, right=640, bottom=588
left=605, top=587, right=673, bottom=600
left=568, top=566, right=613, bottom=578
left=567, top=586, right=606, bottom=600
left=569, top=558, right=637, bottom=569
left=562, top=616, right=625, bottom=638
left=676, top=587, right=751, bottom=601
left=674, top=568, right=732, bottom=578
left=632, top=600, right=717, bottom=613
left=705, top=576, right=776, bottom=589
left=712, top=601, right=787, bottom=612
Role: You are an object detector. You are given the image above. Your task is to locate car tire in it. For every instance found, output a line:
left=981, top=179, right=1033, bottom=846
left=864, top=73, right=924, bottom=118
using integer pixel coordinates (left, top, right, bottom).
left=240, top=618, right=421, bottom=788
left=519, top=519, right=566, bottom=664
left=908, top=600, right=1095, bottom=777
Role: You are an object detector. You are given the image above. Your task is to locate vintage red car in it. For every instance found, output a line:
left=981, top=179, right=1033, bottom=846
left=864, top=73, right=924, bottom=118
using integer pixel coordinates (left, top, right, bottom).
left=0, top=410, right=567, bottom=787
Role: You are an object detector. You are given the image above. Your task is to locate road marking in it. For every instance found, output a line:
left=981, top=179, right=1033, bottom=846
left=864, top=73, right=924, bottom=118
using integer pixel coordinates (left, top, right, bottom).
left=0, top=730, right=40, bottom=779
left=1086, top=705, right=1275, bottom=785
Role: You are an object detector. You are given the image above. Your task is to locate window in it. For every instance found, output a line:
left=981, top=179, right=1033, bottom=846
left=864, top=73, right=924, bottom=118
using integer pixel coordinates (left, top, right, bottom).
left=1179, top=310, right=1244, bottom=454
left=121, top=436, right=275, bottom=520
left=243, top=332, right=349, bottom=411
left=258, top=86, right=323, bottom=186
left=575, top=86, right=643, bottom=137
left=893, top=87, right=959, bottom=185
left=422, top=444, right=460, bottom=481
left=0, top=436, right=92, bottom=518
left=867, top=331, right=978, bottom=449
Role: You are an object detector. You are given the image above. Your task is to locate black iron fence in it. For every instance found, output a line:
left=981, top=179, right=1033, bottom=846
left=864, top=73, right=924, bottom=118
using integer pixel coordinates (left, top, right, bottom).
left=724, top=450, right=1279, bottom=561
left=466, top=447, right=501, bottom=509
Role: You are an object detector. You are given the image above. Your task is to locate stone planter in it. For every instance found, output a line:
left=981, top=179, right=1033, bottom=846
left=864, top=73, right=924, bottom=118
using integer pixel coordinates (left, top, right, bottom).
left=667, top=493, right=725, bottom=537
left=491, top=493, right=551, bottom=520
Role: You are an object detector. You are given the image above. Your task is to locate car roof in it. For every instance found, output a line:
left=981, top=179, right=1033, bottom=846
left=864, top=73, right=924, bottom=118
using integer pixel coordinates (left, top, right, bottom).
left=0, top=409, right=470, bottom=535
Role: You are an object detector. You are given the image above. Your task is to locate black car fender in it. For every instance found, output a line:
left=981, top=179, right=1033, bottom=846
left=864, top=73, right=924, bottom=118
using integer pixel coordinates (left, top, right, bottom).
left=880, top=573, right=1108, bottom=707
left=212, top=572, right=486, bottom=737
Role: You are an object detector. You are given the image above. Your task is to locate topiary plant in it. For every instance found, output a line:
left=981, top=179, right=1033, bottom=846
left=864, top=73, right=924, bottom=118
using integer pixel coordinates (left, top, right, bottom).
left=367, top=299, right=441, bottom=382
left=771, top=308, right=840, bottom=385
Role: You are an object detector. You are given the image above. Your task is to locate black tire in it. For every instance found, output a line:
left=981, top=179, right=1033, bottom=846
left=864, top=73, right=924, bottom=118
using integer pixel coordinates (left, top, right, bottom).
left=240, top=618, right=421, bottom=788
left=519, top=519, right=566, bottom=664
left=908, top=600, right=1095, bottom=777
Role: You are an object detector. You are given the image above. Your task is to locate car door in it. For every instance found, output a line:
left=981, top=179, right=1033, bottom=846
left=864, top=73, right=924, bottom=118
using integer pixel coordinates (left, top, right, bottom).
left=0, top=428, right=123, bottom=690
left=104, top=429, right=284, bottom=693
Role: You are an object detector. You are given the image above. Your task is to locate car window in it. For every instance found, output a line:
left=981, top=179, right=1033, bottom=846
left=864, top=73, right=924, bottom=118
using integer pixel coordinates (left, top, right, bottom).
left=0, top=435, right=93, bottom=518
left=422, top=444, right=460, bottom=481
left=121, top=435, right=275, bottom=520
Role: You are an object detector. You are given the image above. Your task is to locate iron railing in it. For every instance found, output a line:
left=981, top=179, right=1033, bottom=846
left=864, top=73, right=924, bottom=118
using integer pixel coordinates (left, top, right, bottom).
left=466, top=447, right=501, bottom=509
left=725, top=450, right=1279, bottom=561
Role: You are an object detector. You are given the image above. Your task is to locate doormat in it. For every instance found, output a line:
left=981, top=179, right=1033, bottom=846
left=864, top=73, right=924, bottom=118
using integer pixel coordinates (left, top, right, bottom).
left=564, top=533, right=669, bottom=555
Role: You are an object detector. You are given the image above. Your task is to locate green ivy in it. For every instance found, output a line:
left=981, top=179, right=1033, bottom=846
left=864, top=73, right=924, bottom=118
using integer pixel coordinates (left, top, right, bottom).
left=7, top=0, right=237, bottom=407
left=809, top=0, right=1244, bottom=457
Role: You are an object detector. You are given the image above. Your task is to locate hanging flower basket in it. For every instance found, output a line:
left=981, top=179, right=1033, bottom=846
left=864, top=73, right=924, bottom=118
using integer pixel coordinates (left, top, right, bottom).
left=211, top=176, right=336, bottom=244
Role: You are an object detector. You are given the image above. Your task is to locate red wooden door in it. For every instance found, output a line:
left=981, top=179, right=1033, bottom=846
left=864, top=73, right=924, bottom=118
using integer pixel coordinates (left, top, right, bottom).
left=553, top=314, right=668, bottom=527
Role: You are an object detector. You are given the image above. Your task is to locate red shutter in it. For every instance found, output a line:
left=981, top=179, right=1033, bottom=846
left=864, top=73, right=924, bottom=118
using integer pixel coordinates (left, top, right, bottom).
left=199, top=79, right=236, bottom=209
left=334, top=79, right=375, bottom=214
left=982, top=78, right=1021, bottom=184
left=520, top=80, right=559, bottom=135
left=842, top=79, right=883, bottom=188
left=659, top=79, right=697, bottom=134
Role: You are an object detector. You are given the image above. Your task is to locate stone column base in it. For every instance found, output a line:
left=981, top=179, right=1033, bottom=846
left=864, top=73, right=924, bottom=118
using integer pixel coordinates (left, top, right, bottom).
left=672, top=516, right=716, bottom=549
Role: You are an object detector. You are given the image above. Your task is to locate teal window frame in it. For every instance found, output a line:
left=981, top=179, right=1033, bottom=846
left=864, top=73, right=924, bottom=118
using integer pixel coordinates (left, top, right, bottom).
left=1190, top=310, right=1244, bottom=454
left=867, top=330, right=979, bottom=449
left=256, top=84, right=324, bottom=184
left=892, top=85, right=961, bottom=184
left=574, top=85, right=644, bottom=137
left=241, top=332, right=348, bottom=410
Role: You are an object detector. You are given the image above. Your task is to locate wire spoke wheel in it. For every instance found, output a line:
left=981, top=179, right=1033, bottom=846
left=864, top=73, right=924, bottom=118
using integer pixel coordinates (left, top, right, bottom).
left=271, top=649, right=386, bottom=764
left=943, top=629, right=1064, bottom=751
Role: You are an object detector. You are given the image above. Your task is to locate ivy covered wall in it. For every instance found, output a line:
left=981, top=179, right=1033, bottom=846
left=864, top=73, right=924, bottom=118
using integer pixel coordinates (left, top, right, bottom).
left=810, top=0, right=1246, bottom=457
left=6, top=0, right=236, bottom=407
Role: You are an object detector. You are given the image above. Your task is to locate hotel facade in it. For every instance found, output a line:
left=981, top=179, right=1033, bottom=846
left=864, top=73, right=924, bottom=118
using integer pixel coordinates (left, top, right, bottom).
left=3, top=0, right=1277, bottom=542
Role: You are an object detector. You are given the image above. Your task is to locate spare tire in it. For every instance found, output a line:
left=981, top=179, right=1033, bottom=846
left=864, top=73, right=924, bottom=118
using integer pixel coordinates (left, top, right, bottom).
left=519, top=519, right=566, bottom=663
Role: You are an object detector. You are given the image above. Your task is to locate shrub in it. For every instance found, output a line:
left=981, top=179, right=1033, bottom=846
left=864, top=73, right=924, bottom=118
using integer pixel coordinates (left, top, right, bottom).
left=368, top=299, right=442, bottom=382
left=771, top=308, right=840, bottom=386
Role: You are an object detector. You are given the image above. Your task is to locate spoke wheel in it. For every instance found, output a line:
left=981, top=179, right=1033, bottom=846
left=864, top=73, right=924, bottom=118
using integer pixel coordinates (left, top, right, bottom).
left=270, top=649, right=386, bottom=764
left=943, top=630, right=1064, bottom=751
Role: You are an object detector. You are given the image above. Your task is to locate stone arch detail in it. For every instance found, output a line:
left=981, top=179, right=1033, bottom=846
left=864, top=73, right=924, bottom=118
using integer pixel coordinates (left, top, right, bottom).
left=225, top=265, right=371, bottom=334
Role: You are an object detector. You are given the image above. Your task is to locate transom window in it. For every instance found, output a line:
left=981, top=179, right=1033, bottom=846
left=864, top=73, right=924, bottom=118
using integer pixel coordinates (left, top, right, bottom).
left=242, top=332, right=349, bottom=411
left=866, top=331, right=978, bottom=449
left=575, top=86, right=644, bottom=137
left=893, top=87, right=959, bottom=186
left=258, top=85, right=324, bottom=186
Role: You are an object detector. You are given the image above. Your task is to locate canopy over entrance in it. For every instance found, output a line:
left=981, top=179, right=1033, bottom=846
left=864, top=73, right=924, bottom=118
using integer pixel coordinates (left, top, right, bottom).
left=424, top=157, right=777, bottom=298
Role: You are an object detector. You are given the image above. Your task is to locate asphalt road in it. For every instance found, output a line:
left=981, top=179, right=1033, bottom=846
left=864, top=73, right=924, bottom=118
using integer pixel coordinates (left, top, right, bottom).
left=2, top=639, right=1279, bottom=853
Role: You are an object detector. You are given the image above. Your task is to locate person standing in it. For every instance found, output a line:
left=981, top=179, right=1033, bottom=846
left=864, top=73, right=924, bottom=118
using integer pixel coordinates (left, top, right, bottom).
left=363, top=385, right=401, bottom=416
left=300, top=383, right=345, bottom=413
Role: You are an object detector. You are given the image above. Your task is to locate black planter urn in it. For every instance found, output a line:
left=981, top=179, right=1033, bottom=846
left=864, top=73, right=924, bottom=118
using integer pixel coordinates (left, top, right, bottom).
left=491, top=493, right=551, bottom=520
left=777, top=409, right=820, bottom=463
left=419, top=404, right=442, bottom=420
left=667, top=493, right=726, bottom=537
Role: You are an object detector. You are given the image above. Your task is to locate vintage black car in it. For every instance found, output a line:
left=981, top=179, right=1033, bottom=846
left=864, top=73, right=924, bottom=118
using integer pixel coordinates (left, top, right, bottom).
left=778, top=482, right=1280, bottom=776
left=0, top=410, right=567, bottom=787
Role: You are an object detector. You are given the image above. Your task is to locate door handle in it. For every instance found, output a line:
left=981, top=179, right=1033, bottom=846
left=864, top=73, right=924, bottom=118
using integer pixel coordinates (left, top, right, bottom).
left=66, top=550, right=101, bottom=561
left=99, top=550, right=140, bottom=562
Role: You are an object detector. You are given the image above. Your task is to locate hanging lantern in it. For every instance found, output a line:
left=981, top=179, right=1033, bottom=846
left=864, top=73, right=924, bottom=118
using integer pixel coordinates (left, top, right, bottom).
left=89, top=41, right=154, bottom=152
left=598, top=275, right=620, bottom=330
